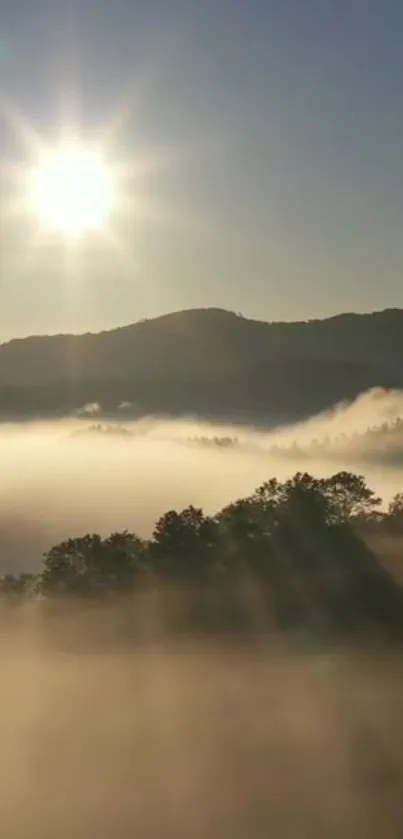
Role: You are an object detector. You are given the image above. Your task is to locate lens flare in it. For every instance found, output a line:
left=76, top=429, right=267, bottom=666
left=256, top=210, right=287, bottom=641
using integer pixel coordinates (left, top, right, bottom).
left=29, top=144, right=114, bottom=235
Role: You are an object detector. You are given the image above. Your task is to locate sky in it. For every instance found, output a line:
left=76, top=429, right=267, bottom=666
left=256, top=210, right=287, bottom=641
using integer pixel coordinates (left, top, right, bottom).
left=1, top=0, right=403, bottom=339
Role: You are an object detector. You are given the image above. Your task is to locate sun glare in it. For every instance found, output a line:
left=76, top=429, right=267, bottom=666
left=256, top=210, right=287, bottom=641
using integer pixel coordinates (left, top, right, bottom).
left=29, top=144, right=114, bottom=235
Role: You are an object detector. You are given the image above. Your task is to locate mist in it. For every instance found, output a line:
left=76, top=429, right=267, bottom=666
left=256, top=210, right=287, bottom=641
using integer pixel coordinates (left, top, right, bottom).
left=1, top=608, right=403, bottom=838
left=1, top=387, right=403, bottom=574
left=2, top=388, right=403, bottom=837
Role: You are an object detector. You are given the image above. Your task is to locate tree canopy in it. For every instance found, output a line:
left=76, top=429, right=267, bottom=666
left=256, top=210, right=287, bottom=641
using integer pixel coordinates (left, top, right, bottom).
left=2, top=470, right=403, bottom=642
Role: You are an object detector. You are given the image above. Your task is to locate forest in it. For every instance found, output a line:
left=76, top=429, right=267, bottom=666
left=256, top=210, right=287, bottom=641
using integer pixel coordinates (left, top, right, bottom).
left=3, top=470, right=403, bottom=644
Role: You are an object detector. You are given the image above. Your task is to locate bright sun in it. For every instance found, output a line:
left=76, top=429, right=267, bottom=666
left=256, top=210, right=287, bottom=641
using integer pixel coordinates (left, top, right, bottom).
left=29, top=144, right=114, bottom=235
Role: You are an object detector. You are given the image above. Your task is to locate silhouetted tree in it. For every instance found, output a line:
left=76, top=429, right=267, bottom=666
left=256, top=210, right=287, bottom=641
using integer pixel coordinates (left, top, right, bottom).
left=151, top=506, right=221, bottom=583
left=40, top=531, right=147, bottom=597
left=0, top=573, right=36, bottom=598
left=322, top=472, right=381, bottom=523
left=29, top=470, right=403, bottom=643
left=386, top=493, right=403, bottom=533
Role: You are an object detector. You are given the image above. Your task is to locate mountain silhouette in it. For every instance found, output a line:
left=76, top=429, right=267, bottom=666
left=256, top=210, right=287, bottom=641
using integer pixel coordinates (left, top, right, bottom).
left=0, top=307, right=402, bottom=420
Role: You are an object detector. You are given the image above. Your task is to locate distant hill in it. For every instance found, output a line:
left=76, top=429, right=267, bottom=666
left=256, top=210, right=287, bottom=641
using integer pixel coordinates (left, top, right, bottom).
left=0, top=307, right=403, bottom=421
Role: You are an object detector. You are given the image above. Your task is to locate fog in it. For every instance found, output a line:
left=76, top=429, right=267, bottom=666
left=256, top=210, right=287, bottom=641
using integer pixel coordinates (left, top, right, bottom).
left=1, top=613, right=403, bottom=838
left=2, top=388, right=403, bottom=837
left=2, top=387, right=403, bottom=573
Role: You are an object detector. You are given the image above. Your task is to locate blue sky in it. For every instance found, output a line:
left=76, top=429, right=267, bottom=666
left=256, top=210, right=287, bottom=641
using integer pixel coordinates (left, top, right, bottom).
left=1, top=0, right=403, bottom=337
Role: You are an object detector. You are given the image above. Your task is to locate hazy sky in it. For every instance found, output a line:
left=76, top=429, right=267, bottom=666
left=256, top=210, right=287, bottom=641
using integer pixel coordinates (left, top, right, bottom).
left=1, top=0, right=403, bottom=339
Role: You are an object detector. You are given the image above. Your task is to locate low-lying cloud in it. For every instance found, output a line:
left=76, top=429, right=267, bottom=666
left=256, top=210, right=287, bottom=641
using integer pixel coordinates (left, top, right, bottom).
left=1, top=389, right=403, bottom=837
left=2, top=623, right=403, bottom=838
left=1, top=387, right=403, bottom=573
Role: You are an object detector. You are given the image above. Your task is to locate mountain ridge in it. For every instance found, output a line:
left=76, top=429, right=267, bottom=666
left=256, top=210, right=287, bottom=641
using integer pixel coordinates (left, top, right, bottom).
left=0, top=306, right=402, bottom=420
left=2, top=305, right=403, bottom=346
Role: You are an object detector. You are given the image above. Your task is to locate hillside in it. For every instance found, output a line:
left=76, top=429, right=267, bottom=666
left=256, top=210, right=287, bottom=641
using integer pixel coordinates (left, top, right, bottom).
left=0, top=307, right=402, bottom=420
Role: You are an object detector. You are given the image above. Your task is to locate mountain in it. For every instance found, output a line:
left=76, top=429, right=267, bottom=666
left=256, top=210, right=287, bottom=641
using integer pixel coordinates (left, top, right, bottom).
left=0, top=307, right=403, bottom=421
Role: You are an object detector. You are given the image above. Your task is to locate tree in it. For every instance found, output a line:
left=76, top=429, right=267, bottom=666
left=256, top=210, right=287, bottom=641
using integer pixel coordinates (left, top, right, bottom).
left=322, top=472, right=381, bottom=524
left=218, top=494, right=277, bottom=577
left=40, top=531, right=147, bottom=597
left=0, top=573, right=36, bottom=598
left=388, top=492, right=403, bottom=518
left=151, top=506, right=221, bottom=582
left=386, top=493, right=403, bottom=532
left=29, top=470, right=403, bottom=643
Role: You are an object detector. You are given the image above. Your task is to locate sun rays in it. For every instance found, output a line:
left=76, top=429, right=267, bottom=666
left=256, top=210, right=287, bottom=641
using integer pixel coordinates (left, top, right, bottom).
left=0, top=90, right=188, bottom=268
left=29, top=143, right=115, bottom=235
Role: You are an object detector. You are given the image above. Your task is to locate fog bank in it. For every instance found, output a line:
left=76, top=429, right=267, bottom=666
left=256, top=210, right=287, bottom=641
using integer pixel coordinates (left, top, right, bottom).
left=1, top=387, right=403, bottom=572
left=1, top=614, right=402, bottom=838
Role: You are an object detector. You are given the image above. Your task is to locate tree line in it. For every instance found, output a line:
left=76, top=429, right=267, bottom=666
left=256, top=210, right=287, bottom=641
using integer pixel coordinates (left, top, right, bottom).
left=267, top=417, right=403, bottom=463
left=2, top=471, right=403, bottom=640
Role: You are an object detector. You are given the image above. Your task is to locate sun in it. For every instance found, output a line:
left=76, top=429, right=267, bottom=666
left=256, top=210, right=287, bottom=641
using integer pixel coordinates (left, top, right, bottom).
left=29, top=143, right=115, bottom=235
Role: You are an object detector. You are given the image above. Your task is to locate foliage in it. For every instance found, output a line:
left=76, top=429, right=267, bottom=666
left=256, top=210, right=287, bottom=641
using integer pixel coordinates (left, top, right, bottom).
left=1, top=470, right=403, bottom=641
left=267, top=417, right=403, bottom=466
left=70, top=424, right=133, bottom=439
left=186, top=435, right=238, bottom=449
left=0, top=573, right=36, bottom=598
left=40, top=532, right=147, bottom=597
left=151, top=506, right=221, bottom=582
left=386, top=493, right=403, bottom=533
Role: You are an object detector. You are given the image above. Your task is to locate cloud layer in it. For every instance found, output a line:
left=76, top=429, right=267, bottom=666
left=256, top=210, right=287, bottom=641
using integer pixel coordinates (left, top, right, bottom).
left=1, top=387, right=403, bottom=573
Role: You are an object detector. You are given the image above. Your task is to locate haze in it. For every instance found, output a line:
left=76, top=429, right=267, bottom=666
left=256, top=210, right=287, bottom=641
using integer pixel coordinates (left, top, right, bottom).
left=2, top=0, right=403, bottom=339
left=3, top=1, right=403, bottom=835
left=1, top=387, right=403, bottom=574
left=0, top=621, right=402, bottom=838
left=1, top=389, right=403, bottom=838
